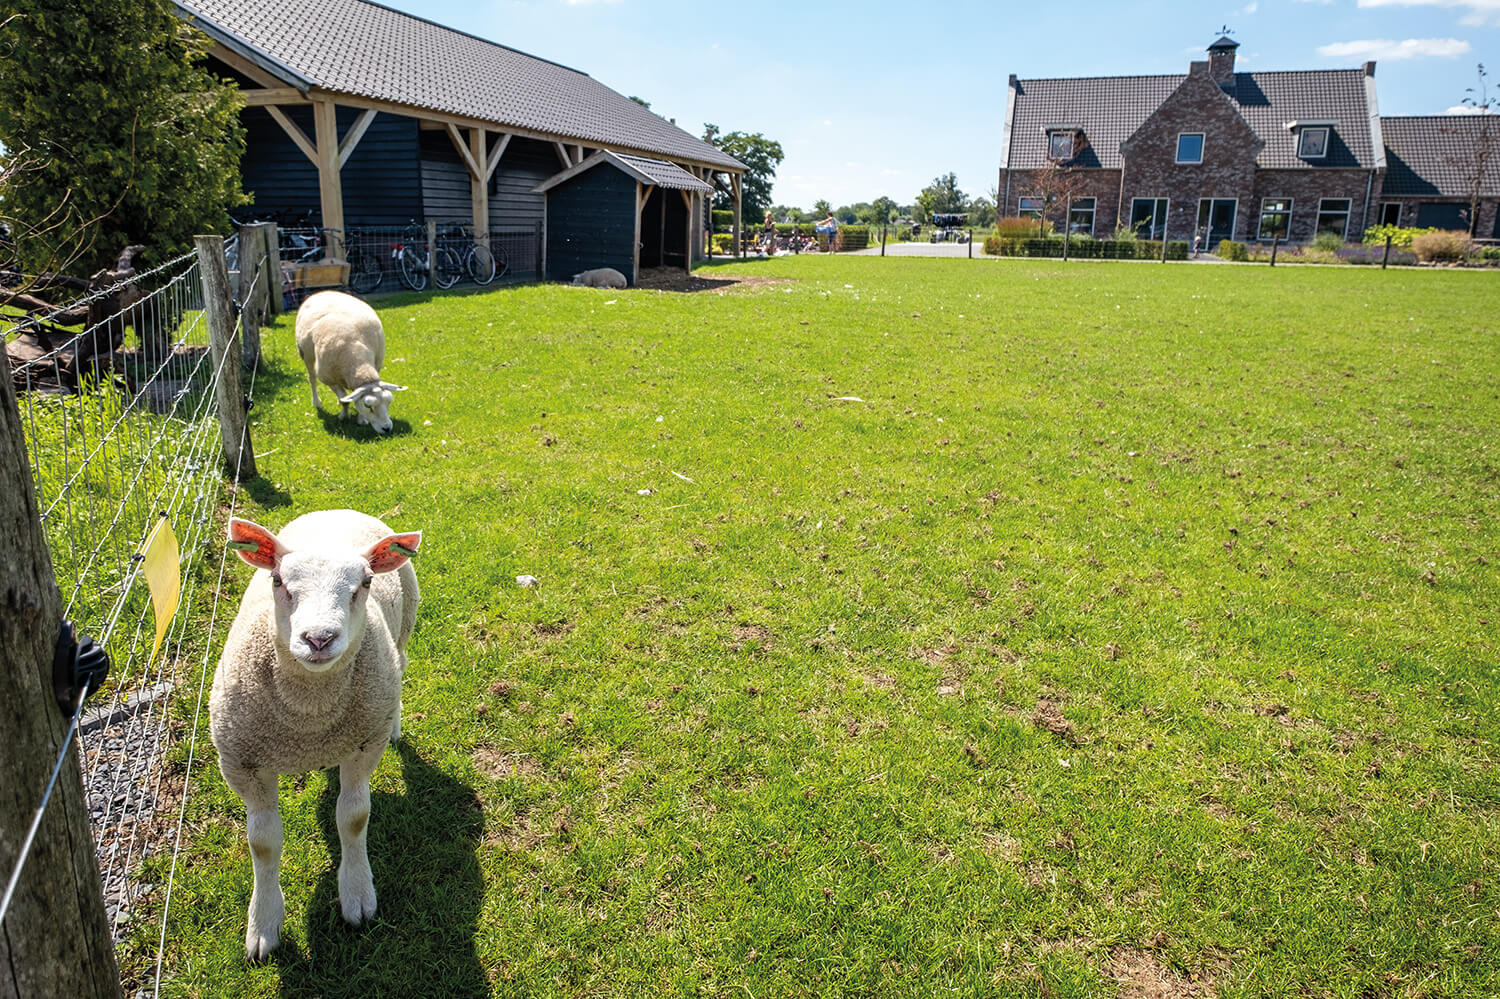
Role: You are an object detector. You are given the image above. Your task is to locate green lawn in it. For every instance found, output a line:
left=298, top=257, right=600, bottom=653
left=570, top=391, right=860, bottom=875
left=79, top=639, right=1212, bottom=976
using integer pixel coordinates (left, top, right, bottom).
left=132, top=256, right=1500, bottom=997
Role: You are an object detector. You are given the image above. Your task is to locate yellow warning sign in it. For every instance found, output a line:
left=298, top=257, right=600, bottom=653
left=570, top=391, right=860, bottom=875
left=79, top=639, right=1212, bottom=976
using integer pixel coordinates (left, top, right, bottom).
left=138, top=515, right=181, bottom=667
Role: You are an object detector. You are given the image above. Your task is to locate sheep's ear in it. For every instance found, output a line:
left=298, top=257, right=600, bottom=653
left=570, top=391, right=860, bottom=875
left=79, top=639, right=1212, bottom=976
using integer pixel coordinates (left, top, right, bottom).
left=338, top=387, right=365, bottom=405
left=227, top=517, right=285, bottom=571
left=365, top=531, right=421, bottom=573
left=378, top=381, right=407, bottom=392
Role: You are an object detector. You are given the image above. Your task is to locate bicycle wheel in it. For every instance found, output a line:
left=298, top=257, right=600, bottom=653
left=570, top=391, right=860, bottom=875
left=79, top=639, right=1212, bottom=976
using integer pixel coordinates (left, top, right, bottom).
left=397, top=249, right=427, bottom=291
left=434, top=246, right=463, bottom=289
left=467, top=244, right=497, bottom=285
left=349, top=250, right=382, bottom=294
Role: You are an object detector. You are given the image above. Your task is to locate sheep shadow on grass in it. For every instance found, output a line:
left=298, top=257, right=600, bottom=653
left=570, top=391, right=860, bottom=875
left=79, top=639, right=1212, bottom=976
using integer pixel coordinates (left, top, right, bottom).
left=314, top=408, right=415, bottom=440
left=271, top=742, right=488, bottom=997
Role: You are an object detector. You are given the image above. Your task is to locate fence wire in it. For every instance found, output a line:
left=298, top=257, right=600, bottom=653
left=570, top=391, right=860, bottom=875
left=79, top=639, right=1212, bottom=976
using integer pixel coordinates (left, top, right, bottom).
left=1, top=242, right=268, bottom=981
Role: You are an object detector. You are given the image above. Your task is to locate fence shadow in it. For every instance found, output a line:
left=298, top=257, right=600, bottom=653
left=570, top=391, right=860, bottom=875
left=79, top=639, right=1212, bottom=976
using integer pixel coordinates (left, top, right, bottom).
left=272, top=742, right=488, bottom=998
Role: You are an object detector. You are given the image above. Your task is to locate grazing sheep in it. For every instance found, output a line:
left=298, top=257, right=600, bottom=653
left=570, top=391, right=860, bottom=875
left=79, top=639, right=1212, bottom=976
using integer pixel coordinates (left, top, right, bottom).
left=571, top=267, right=628, bottom=289
left=210, top=509, right=422, bottom=960
left=295, top=290, right=407, bottom=434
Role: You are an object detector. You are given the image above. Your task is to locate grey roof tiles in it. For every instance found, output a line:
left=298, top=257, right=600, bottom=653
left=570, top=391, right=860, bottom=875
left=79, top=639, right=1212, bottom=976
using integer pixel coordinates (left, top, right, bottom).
left=174, top=0, right=743, bottom=171
left=1381, top=116, right=1500, bottom=197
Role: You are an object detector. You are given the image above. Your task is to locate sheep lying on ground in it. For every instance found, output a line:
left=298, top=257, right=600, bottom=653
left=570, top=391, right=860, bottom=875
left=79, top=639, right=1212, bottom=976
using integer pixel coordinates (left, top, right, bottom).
left=571, top=267, right=627, bottom=289
left=210, top=509, right=422, bottom=960
left=295, top=290, right=406, bottom=434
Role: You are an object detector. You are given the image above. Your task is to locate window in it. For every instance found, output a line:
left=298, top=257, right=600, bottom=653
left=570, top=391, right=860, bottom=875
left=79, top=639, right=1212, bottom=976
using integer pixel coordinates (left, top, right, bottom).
left=1316, top=198, right=1352, bottom=239
left=1258, top=198, right=1293, bottom=241
left=1379, top=202, right=1402, bottom=227
left=1176, top=132, right=1205, bottom=164
left=1197, top=198, right=1238, bottom=244
left=1130, top=198, right=1169, bottom=240
left=1297, top=127, right=1330, bottom=159
left=1068, top=197, right=1096, bottom=235
left=1048, top=131, right=1075, bottom=160
left=1018, top=197, right=1044, bottom=219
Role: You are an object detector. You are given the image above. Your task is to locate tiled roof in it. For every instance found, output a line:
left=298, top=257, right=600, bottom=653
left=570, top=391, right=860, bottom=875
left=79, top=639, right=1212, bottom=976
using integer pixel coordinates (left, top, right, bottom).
left=533, top=151, right=714, bottom=194
left=173, top=0, right=744, bottom=172
left=1005, top=68, right=1377, bottom=171
left=1381, top=115, right=1500, bottom=197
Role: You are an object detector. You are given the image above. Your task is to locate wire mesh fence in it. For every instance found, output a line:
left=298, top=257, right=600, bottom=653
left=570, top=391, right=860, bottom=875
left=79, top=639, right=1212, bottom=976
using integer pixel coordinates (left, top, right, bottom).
left=1, top=236, right=268, bottom=983
left=341, top=222, right=540, bottom=296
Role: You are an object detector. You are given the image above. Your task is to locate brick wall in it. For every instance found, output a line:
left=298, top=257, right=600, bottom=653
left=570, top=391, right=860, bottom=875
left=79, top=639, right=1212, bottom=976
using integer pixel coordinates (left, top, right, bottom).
left=1249, top=169, right=1376, bottom=241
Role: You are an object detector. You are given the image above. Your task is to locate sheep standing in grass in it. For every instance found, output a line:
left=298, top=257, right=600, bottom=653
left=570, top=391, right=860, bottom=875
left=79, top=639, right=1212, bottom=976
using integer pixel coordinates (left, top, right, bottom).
left=295, top=290, right=407, bottom=434
left=571, top=267, right=627, bottom=289
left=210, top=510, right=422, bottom=960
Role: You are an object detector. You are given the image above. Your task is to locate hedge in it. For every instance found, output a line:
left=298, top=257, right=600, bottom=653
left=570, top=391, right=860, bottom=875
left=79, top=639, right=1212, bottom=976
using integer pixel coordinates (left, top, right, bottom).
left=983, top=237, right=1189, bottom=260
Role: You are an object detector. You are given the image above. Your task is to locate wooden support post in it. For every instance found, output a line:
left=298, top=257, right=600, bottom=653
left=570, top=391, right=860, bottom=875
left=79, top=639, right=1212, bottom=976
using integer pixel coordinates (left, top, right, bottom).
left=469, top=128, right=489, bottom=246
left=0, top=340, right=123, bottom=999
left=196, top=235, right=257, bottom=482
left=263, top=223, right=284, bottom=317
left=313, top=100, right=345, bottom=261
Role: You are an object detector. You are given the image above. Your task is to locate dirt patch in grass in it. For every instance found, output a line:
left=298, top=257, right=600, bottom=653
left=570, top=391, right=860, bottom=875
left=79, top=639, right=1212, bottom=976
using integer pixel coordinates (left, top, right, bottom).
left=635, top=267, right=791, bottom=294
left=1105, top=948, right=1217, bottom=999
left=473, top=746, right=543, bottom=780
left=1033, top=698, right=1079, bottom=744
left=730, top=624, right=771, bottom=651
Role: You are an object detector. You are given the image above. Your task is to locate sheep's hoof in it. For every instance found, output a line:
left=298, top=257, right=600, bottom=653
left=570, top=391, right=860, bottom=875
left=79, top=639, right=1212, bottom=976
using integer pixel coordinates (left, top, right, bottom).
left=340, top=886, right=377, bottom=927
left=245, top=925, right=280, bottom=962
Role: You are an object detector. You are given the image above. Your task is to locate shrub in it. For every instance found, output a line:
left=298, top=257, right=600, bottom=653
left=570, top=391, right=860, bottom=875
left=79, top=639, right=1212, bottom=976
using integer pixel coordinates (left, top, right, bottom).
left=711, top=233, right=734, bottom=254
left=1217, top=239, right=1249, bottom=262
left=1361, top=224, right=1438, bottom=247
left=711, top=210, right=734, bottom=232
left=996, top=216, right=1048, bottom=240
left=1311, top=231, right=1346, bottom=254
left=836, top=226, right=871, bottom=251
left=1480, top=246, right=1500, bottom=263
left=1411, top=230, right=1473, bottom=264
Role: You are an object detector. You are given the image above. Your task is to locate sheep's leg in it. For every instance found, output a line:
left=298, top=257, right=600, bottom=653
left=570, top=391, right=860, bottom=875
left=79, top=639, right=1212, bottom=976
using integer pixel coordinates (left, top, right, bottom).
left=228, top=769, right=284, bottom=960
left=303, top=359, right=323, bottom=411
left=335, top=739, right=385, bottom=926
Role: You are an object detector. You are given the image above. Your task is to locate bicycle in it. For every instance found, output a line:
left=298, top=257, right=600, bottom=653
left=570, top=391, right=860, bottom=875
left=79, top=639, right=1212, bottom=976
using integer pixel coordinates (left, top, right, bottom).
left=392, top=225, right=462, bottom=291
left=438, top=224, right=504, bottom=285
left=346, top=232, right=383, bottom=294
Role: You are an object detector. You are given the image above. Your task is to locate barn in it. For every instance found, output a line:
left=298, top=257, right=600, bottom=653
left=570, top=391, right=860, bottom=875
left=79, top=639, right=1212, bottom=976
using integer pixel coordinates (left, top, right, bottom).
left=172, top=0, right=747, bottom=284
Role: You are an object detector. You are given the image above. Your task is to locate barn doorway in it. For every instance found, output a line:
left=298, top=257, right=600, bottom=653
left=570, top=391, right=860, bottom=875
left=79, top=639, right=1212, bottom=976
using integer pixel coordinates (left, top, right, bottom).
left=640, top=186, right=689, bottom=270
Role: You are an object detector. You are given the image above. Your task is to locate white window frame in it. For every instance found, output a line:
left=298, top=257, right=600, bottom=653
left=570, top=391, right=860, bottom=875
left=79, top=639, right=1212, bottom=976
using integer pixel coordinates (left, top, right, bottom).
left=1176, top=132, right=1205, bottom=164
left=1197, top=197, right=1239, bottom=243
left=1297, top=127, right=1330, bottom=159
left=1257, top=198, right=1293, bottom=241
left=1018, top=197, right=1044, bottom=219
left=1048, top=131, right=1074, bottom=161
left=1130, top=197, right=1170, bottom=240
left=1379, top=202, right=1402, bottom=227
left=1316, top=198, right=1352, bottom=240
left=1068, top=197, right=1096, bottom=236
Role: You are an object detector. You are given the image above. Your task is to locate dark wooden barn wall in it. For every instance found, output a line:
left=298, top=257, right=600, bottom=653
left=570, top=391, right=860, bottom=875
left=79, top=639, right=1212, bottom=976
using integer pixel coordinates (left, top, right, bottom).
left=545, top=166, right=638, bottom=283
left=239, top=106, right=421, bottom=226
left=419, top=134, right=557, bottom=229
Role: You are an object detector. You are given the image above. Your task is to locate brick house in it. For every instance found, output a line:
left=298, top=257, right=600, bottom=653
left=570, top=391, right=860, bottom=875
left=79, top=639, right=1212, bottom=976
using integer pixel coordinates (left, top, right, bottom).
left=997, top=36, right=1500, bottom=244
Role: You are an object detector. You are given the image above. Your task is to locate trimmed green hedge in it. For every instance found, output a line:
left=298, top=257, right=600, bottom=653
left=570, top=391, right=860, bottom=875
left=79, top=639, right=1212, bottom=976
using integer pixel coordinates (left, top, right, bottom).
left=1217, top=239, right=1249, bottom=262
left=983, top=237, right=1189, bottom=260
left=711, top=210, right=734, bottom=232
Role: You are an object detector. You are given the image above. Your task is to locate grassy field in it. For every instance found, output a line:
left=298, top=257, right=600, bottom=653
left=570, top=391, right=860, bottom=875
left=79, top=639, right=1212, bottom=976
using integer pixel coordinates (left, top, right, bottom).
left=132, top=256, right=1499, bottom=997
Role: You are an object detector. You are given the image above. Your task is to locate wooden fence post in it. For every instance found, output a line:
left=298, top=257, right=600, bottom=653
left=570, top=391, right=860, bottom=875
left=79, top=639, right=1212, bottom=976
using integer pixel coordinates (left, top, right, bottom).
left=0, top=339, right=124, bottom=998
left=196, top=235, right=257, bottom=482
left=236, top=224, right=263, bottom=369
left=262, top=223, right=284, bottom=318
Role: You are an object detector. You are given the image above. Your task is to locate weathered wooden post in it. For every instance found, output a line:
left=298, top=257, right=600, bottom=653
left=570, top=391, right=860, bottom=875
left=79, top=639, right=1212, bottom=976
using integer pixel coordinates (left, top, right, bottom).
left=1270, top=233, right=1280, bottom=267
left=262, top=223, right=284, bottom=317
left=427, top=220, right=439, bottom=283
left=0, top=333, right=124, bottom=998
left=1382, top=234, right=1393, bottom=270
left=968, top=229, right=973, bottom=258
left=880, top=225, right=887, bottom=257
left=1062, top=196, right=1071, bottom=261
left=196, top=235, right=257, bottom=482
left=1161, top=218, right=1170, bottom=263
left=236, top=223, right=264, bottom=368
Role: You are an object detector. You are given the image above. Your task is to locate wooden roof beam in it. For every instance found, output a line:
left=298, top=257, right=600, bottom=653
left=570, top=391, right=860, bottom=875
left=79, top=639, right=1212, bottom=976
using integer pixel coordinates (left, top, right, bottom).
left=243, top=87, right=311, bottom=106
left=446, top=123, right=485, bottom=179
left=266, top=105, right=317, bottom=164
left=486, top=133, right=512, bottom=180
left=338, top=109, right=378, bottom=168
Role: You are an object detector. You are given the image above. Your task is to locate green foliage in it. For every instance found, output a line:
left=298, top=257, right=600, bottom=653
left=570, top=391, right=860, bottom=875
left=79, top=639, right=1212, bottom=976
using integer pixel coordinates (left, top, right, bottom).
left=1217, top=239, right=1249, bottom=262
left=871, top=195, right=898, bottom=224
left=710, top=209, right=734, bottom=232
left=985, top=237, right=1186, bottom=260
left=1361, top=224, right=1439, bottom=248
left=1411, top=229, right=1474, bottom=263
left=1311, top=231, right=1346, bottom=253
left=812, top=199, right=832, bottom=218
left=702, top=125, right=784, bottom=222
left=995, top=216, right=1047, bottom=240
left=710, top=233, right=734, bottom=254
left=914, top=172, right=966, bottom=222
left=0, top=0, right=246, bottom=276
left=967, top=196, right=996, bottom=228
left=835, top=225, right=871, bottom=251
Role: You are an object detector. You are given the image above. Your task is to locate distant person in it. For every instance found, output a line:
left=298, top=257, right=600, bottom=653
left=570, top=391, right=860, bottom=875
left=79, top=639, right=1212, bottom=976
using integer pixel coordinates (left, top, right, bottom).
left=761, top=211, right=777, bottom=255
left=817, top=212, right=839, bottom=251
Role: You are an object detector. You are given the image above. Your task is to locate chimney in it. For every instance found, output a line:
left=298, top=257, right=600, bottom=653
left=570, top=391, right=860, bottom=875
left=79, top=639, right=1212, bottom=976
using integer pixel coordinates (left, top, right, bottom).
left=1363, top=60, right=1376, bottom=77
left=1208, top=35, right=1239, bottom=92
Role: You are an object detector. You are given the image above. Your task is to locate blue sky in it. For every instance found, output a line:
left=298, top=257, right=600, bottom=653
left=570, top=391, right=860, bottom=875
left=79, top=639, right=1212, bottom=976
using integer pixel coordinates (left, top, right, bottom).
left=384, top=0, right=1495, bottom=209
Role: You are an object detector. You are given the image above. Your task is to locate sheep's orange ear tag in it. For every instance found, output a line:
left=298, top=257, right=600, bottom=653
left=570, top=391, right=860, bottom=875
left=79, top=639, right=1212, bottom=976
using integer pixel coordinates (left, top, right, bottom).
left=367, top=531, right=421, bottom=573
left=227, top=517, right=281, bottom=571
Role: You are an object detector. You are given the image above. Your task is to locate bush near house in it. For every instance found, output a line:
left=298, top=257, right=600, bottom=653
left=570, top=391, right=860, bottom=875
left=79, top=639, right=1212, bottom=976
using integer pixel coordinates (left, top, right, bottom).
left=1361, top=224, right=1439, bottom=248
left=1411, top=230, right=1474, bottom=264
left=1217, top=239, right=1249, bottom=262
left=983, top=237, right=1189, bottom=260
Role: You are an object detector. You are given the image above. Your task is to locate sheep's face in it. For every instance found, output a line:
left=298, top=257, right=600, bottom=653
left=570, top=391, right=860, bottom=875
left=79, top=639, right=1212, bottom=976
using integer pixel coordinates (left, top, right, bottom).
left=352, top=387, right=395, bottom=434
left=271, top=551, right=373, bottom=671
left=228, top=518, right=422, bottom=673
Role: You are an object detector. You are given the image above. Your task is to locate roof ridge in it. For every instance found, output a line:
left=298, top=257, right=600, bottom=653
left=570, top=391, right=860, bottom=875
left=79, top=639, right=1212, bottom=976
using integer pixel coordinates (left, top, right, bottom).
left=339, top=0, right=590, bottom=78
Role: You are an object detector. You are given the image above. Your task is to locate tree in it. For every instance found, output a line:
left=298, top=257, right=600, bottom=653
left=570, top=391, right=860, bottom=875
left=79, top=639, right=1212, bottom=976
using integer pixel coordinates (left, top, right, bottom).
left=914, top=173, right=967, bottom=222
left=1024, top=162, right=1088, bottom=236
left=968, top=196, right=996, bottom=228
left=871, top=195, right=898, bottom=224
left=0, top=0, right=245, bottom=278
left=1443, top=63, right=1498, bottom=235
left=628, top=96, right=651, bottom=110
left=813, top=199, right=832, bottom=218
left=702, top=125, right=784, bottom=222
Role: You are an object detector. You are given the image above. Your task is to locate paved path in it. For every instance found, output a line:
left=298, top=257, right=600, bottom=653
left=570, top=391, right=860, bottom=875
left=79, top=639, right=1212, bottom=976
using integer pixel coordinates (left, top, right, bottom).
left=849, top=240, right=993, bottom=258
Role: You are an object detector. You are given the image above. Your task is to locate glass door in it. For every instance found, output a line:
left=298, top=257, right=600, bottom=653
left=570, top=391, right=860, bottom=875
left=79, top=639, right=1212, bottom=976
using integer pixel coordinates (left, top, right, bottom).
left=1197, top=199, right=1238, bottom=244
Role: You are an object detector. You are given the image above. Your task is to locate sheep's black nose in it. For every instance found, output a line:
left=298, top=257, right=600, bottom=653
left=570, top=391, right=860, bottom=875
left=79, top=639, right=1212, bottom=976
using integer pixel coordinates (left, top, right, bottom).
left=302, top=629, right=339, bottom=652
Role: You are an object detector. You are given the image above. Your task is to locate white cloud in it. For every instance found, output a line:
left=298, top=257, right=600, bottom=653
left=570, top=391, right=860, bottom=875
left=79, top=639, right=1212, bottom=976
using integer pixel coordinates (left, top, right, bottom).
left=1241, top=1, right=1258, bottom=12
left=1357, top=0, right=1500, bottom=26
left=1316, top=37, right=1472, bottom=60
left=1445, top=103, right=1491, bottom=113
left=880, top=168, right=902, bottom=176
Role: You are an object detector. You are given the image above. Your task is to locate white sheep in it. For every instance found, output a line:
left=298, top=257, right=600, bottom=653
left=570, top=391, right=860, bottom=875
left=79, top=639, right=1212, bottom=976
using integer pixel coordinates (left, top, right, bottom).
left=571, top=267, right=628, bottom=289
left=209, top=509, right=422, bottom=960
left=295, top=290, right=407, bottom=434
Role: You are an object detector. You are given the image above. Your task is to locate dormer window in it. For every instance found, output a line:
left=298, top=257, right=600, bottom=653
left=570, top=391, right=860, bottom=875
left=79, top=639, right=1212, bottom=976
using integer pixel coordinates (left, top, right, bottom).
left=1045, top=126, right=1081, bottom=162
left=1176, top=132, right=1205, bottom=164
left=1298, top=127, right=1329, bottom=159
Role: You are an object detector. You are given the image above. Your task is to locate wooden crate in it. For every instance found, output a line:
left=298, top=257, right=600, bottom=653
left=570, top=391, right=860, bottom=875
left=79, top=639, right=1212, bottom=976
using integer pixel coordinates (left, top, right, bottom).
left=290, top=260, right=349, bottom=289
